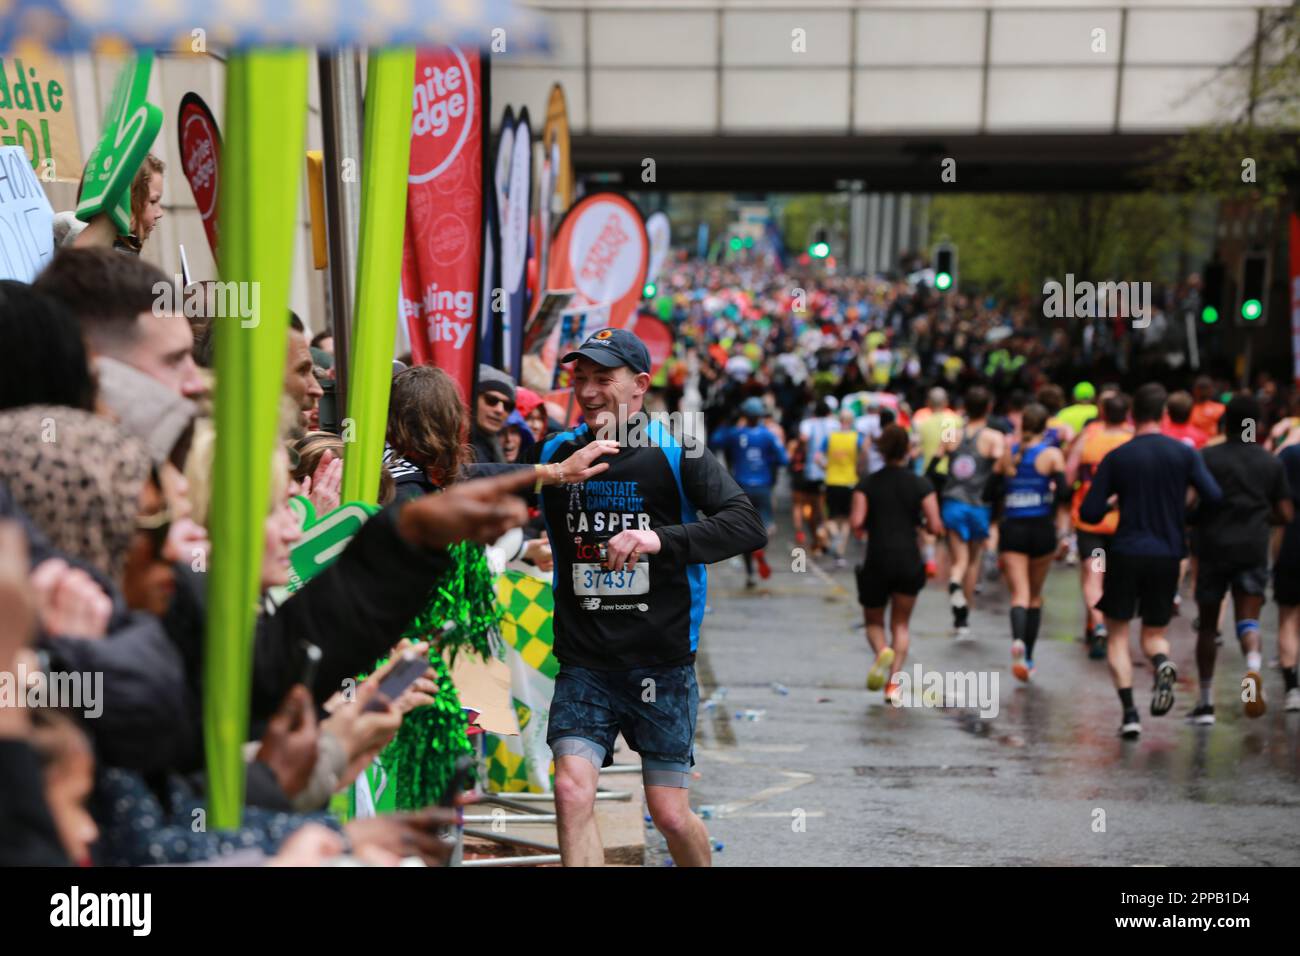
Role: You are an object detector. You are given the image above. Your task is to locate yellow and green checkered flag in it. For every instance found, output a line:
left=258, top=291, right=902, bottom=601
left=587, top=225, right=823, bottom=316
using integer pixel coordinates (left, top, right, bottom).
left=486, top=572, right=560, bottom=792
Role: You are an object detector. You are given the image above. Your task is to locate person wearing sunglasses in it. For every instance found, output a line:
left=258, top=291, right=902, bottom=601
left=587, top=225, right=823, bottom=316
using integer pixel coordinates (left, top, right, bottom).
left=470, top=364, right=517, bottom=465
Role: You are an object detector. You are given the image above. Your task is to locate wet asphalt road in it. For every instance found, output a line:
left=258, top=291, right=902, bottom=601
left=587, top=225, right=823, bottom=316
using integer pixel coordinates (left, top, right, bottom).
left=644, top=492, right=1300, bottom=867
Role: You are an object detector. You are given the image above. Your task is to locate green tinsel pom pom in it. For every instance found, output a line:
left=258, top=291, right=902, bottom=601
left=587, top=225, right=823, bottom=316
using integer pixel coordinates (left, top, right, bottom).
left=378, top=541, right=502, bottom=809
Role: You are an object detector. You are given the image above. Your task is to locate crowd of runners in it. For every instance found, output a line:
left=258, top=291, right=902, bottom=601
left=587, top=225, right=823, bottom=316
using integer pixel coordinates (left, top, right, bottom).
left=682, top=260, right=1300, bottom=738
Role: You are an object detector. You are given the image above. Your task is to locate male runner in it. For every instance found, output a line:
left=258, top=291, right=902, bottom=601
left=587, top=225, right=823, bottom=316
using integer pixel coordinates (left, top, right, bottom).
left=538, top=328, right=767, bottom=866
left=1190, top=396, right=1292, bottom=723
left=1079, top=383, right=1222, bottom=738
left=939, top=386, right=1004, bottom=640
left=1066, top=392, right=1133, bottom=658
left=713, top=397, right=788, bottom=587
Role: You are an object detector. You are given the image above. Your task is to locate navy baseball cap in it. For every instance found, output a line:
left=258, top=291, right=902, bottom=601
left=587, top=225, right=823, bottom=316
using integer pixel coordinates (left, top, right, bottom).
left=562, top=327, right=651, bottom=375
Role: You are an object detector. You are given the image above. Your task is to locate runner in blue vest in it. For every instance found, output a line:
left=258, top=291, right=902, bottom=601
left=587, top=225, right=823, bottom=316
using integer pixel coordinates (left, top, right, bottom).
left=712, top=397, right=788, bottom=587
left=996, top=403, right=1070, bottom=682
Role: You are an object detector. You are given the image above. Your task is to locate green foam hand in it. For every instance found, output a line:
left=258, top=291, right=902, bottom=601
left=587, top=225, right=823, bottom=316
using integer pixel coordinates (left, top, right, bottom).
left=285, top=499, right=379, bottom=593
left=75, top=52, right=163, bottom=234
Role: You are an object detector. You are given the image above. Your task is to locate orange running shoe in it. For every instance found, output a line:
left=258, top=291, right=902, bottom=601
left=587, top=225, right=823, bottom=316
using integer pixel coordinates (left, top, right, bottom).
left=1243, top=671, right=1267, bottom=718
left=755, top=550, right=772, bottom=580
left=924, top=559, right=937, bottom=579
left=884, top=677, right=903, bottom=705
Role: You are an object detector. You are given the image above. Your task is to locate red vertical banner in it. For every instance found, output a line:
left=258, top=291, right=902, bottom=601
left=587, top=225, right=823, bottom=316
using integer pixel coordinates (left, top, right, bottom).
left=1290, top=213, right=1300, bottom=387
left=400, top=48, right=486, bottom=398
left=177, top=92, right=221, bottom=259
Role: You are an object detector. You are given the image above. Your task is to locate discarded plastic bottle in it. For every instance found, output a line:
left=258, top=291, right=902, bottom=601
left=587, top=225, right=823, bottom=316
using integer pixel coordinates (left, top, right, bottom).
left=771, top=682, right=789, bottom=696
left=698, top=805, right=715, bottom=819
left=712, top=840, right=724, bottom=852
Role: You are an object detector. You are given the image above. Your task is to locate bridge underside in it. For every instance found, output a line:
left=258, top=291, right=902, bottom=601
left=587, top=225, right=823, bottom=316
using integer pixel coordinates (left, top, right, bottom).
left=573, top=133, right=1197, bottom=193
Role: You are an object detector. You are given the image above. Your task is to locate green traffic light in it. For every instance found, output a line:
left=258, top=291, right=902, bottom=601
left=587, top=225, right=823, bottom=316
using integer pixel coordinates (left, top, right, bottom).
left=744, top=236, right=754, bottom=248
left=1242, top=298, right=1262, bottom=320
left=1201, top=305, right=1219, bottom=324
left=729, top=236, right=741, bottom=251
left=810, top=241, right=829, bottom=258
left=643, top=282, right=656, bottom=298
left=935, top=272, right=953, bottom=291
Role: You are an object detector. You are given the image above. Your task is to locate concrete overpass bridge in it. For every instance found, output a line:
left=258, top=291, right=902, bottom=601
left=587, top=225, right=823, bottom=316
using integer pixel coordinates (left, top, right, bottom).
left=497, top=1, right=1295, bottom=192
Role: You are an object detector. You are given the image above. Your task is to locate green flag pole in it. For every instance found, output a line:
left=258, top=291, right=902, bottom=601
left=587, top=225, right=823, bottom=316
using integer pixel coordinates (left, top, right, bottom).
left=205, top=50, right=309, bottom=830
left=341, top=48, right=415, bottom=505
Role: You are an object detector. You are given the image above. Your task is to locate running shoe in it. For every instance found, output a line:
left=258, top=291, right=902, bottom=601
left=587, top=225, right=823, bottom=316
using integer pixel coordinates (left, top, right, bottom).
left=1151, top=660, right=1177, bottom=716
left=1243, top=671, right=1266, bottom=719
left=1011, top=639, right=1029, bottom=681
left=1285, top=687, right=1300, bottom=712
left=954, top=625, right=972, bottom=642
left=1119, top=710, right=1141, bottom=739
left=745, top=576, right=756, bottom=590
left=1087, top=625, right=1108, bottom=660
left=795, top=530, right=807, bottom=546
left=834, top=556, right=847, bottom=570
left=1186, top=704, right=1216, bottom=725
left=867, top=647, right=895, bottom=691
left=884, top=677, right=903, bottom=705
left=924, top=559, right=937, bottom=579
left=755, top=551, right=772, bottom=580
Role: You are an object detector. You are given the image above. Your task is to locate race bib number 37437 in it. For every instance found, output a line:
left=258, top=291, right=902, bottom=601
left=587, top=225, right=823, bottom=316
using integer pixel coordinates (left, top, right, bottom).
left=572, top=563, right=649, bottom=596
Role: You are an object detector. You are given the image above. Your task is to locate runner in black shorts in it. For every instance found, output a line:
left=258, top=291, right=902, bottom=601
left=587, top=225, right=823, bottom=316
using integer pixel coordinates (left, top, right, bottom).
left=995, top=404, right=1069, bottom=682
left=1276, top=443, right=1300, bottom=712
left=1191, top=396, right=1293, bottom=723
left=850, top=424, right=942, bottom=701
left=1079, top=383, right=1223, bottom=739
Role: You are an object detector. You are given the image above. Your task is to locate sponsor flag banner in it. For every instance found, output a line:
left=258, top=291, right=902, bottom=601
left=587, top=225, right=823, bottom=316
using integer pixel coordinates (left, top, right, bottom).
left=177, top=92, right=221, bottom=258
left=486, top=571, right=560, bottom=793
left=503, top=107, right=532, bottom=381
left=0, top=144, right=52, bottom=281
left=400, top=47, right=487, bottom=398
left=645, top=210, right=670, bottom=286
left=542, top=193, right=648, bottom=378
left=536, top=154, right=554, bottom=306
left=482, top=106, right=513, bottom=368
left=542, top=84, right=572, bottom=212
left=631, top=313, right=674, bottom=379
left=0, top=52, right=79, bottom=182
